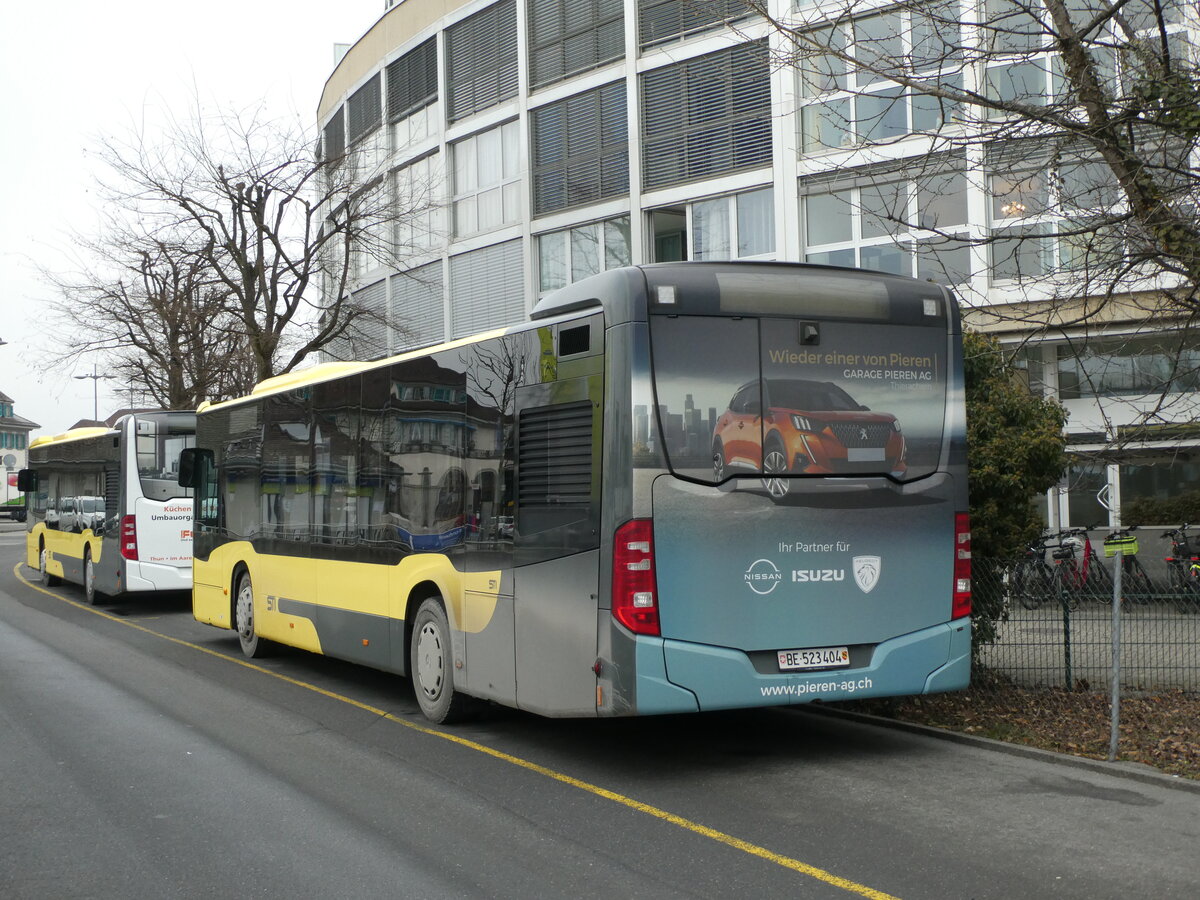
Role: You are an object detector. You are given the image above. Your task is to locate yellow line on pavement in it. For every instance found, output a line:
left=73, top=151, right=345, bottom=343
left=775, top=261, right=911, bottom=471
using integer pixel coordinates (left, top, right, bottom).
left=12, top=561, right=899, bottom=900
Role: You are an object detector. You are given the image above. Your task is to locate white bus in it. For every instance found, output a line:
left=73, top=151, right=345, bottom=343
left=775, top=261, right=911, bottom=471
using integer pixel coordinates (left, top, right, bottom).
left=21, top=411, right=196, bottom=603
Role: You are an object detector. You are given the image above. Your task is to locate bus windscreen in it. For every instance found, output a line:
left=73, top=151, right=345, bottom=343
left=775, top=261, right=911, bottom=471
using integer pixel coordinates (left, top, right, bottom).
left=649, top=314, right=948, bottom=484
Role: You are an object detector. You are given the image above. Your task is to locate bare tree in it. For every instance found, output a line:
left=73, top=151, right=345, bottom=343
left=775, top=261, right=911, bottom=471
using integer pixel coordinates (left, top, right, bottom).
left=751, top=0, right=1199, bottom=299
left=745, top=0, right=1200, bottom=454
left=94, top=105, right=435, bottom=387
left=43, top=227, right=257, bottom=409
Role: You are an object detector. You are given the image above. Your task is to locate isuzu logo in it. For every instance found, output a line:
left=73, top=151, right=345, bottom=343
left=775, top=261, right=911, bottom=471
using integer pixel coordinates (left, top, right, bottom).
left=853, top=556, right=881, bottom=593
left=743, top=559, right=782, bottom=595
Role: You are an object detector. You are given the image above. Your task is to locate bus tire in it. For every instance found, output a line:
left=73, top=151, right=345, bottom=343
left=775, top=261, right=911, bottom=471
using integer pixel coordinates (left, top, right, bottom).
left=410, top=597, right=471, bottom=724
left=84, top=550, right=103, bottom=605
left=234, top=570, right=269, bottom=658
left=39, top=545, right=61, bottom=587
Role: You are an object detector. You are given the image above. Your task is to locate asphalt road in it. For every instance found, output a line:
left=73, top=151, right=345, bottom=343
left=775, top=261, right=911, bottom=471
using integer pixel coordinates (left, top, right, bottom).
left=1, top=528, right=1197, bottom=899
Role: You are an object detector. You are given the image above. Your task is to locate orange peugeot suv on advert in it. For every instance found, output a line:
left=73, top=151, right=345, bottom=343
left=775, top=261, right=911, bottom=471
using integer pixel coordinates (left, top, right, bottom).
left=712, top=378, right=906, bottom=480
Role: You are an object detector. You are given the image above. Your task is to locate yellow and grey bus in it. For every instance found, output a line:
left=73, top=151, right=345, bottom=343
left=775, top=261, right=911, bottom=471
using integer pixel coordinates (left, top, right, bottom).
left=22, top=412, right=196, bottom=603
left=183, top=262, right=970, bottom=722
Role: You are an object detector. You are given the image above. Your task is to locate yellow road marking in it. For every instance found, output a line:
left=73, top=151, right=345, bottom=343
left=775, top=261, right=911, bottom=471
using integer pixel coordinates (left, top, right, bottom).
left=11, top=562, right=899, bottom=900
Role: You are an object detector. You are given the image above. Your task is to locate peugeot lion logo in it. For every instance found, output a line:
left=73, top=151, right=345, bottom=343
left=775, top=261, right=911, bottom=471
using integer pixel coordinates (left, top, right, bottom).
left=853, top=556, right=881, bottom=593
left=859, top=427, right=869, bottom=442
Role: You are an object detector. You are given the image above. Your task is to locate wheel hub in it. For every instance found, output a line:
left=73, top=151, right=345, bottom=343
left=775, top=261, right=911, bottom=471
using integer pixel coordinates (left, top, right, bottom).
left=416, top=623, right=444, bottom=699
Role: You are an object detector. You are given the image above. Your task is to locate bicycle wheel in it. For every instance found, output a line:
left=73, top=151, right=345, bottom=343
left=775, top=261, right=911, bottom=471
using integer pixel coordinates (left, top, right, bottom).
left=1052, top=562, right=1080, bottom=611
left=1124, top=558, right=1155, bottom=606
left=1014, top=561, right=1048, bottom=610
left=1084, top=556, right=1113, bottom=602
left=1168, top=564, right=1194, bottom=614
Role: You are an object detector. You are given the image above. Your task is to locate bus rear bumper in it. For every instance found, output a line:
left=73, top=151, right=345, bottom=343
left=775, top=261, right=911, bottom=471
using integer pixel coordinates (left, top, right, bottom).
left=640, top=619, right=970, bottom=713
left=124, top=560, right=192, bottom=593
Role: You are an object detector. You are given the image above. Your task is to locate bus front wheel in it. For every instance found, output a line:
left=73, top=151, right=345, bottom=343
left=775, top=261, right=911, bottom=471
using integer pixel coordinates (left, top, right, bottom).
left=410, top=597, right=471, bottom=724
left=39, top=546, right=61, bottom=587
left=235, top=571, right=268, bottom=658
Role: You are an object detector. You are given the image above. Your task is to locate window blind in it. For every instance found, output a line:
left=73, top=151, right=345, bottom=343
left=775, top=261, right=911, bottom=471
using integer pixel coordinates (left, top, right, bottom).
left=387, top=38, right=438, bottom=122
left=446, top=0, right=519, bottom=123
left=449, top=240, right=525, bottom=337
left=641, top=40, right=771, bottom=190
left=531, top=80, right=628, bottom=214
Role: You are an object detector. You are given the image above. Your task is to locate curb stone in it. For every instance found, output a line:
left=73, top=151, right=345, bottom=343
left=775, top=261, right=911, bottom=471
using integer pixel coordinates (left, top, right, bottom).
left=796, top=702, right=1200, bottom=795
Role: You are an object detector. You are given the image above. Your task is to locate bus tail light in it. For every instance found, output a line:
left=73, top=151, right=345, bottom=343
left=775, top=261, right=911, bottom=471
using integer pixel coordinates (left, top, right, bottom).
left=120, top=515, right=139, bottom=561
left=953, top=513, right=971, bottom=619
left=612, top=519, right=660, bottom=636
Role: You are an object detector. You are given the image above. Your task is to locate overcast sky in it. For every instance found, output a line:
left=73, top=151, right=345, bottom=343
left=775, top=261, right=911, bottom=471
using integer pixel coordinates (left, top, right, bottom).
left=0, top=0, right=383, bottom=437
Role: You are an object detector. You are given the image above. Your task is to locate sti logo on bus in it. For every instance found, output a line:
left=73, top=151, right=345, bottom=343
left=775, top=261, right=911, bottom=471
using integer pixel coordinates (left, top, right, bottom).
left=743, top=559, right=782, bottom=595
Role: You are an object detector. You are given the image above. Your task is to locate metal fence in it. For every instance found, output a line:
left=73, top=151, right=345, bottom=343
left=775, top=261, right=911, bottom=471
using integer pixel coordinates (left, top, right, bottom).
left=975, top=559, right=1200, bottom=693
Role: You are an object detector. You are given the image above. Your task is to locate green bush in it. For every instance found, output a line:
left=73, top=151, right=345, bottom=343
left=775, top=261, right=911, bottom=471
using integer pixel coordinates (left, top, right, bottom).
left=1122, top=490, right=1200, bottom=526
left=965, top=332, right=1068, bottom=652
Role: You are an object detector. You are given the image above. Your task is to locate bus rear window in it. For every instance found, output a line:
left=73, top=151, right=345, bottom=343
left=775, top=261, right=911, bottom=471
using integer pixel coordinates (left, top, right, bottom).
left=136, top=413, right=197, bottom=500
left=649, top=315, right=948, bottom=484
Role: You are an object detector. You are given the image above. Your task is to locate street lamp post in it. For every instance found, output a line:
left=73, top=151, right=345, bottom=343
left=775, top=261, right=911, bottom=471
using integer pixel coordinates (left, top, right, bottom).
left=74, top=364, right=116, bottom=423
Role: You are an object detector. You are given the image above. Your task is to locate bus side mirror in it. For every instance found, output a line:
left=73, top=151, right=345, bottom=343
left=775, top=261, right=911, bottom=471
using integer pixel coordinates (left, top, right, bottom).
left=178, top=448, right=211, bottom=488
left=16, top=469, right=36, bottom=493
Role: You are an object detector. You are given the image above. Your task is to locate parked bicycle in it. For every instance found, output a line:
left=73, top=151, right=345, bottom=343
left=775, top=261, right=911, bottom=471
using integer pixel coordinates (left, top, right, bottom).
left=1103, top=526, right=1155, bottom=604
left=1010, top=531, right=1055, bottom=610
left=1054, top=525, right=1113, bottom=604
left=1163, top=524, right=1200, bottom=614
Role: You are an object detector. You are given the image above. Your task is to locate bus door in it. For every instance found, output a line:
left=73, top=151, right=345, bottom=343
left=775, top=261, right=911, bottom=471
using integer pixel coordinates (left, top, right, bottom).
left=131, top=416, right=195, bottom=573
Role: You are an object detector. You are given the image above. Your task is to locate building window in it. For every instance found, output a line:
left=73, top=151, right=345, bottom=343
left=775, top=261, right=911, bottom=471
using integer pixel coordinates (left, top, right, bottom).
left=451, top=121, right=522, bottom=237
left=394, top=153, right=443, bottom=257
left=988, top=152, right=1123, bottom=282
left=537, top=216, right=631, bottom=293
left=388, top=38, right=438, bottom=122
left=692, top=188, right=775, bottom=260
left=347, top=74, right=382, bottom=145
left=638, top=0, right=756, bottom=50
left=641, top=40, right=772, bottom=190
left=391, top=261, right=445, bottom=350
left=445, top=0, right=519, bottom=124
left=1056, top=335, right=1200, bottom=400
left=329, top=279, right=388, bottom=362
left=529, top=0, right=624, bottom=89
left=796, top=8, right=963, bottom=153
left=387, top=38, right=440, bottom=152
left=449, top=239, right=526, bottom=338
left=1119, top=454, right=1200, bottom=526
left=323, top=107, right=345, bottom=163
left=531, top=81, right=628, bottom=215
left=802, top=169, right=971, bottom=284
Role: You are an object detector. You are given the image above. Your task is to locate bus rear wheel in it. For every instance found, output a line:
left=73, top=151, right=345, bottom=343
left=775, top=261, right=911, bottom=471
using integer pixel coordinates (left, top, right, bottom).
left=410, top=597, right=472, bottom=724
left=84, top=550, right=103, bottom=605
left=235, top=571, right=269, bottom=658
left=39, top=546, right=61, bottom=587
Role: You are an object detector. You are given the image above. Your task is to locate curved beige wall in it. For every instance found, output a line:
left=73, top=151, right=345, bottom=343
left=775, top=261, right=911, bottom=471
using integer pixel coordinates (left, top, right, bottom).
left=318, top=0, right=472, bottom=121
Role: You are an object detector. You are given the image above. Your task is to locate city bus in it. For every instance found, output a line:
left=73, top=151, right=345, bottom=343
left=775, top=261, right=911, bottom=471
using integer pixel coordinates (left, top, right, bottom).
left=21, top=411, right=196, bottom=603
left=182, top=262, right=970, bottom=722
